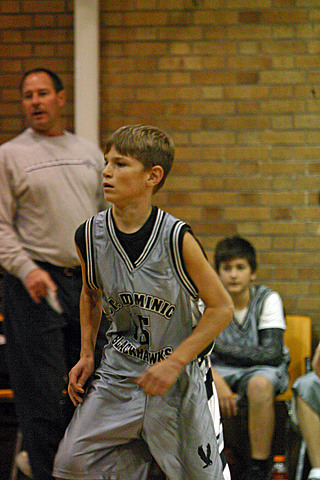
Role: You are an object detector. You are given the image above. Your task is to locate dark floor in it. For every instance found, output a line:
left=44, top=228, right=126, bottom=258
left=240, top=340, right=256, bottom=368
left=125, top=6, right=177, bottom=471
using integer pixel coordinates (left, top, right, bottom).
left=0, top=401, right=18, bottom=480
left=0, top=404, right=31, bottom=480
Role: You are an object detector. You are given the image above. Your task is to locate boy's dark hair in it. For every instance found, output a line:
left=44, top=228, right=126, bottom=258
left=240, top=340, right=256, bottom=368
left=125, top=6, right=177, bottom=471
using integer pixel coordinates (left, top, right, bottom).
left=104, top=124, right=175, bottom=193
left=214, top=235, right=257, bottom=272
left=20, top=68, right=64, bottom=93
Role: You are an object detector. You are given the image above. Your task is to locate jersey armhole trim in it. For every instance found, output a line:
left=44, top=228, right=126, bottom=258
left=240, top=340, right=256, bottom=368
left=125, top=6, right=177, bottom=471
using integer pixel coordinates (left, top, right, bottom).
left=85, top=216, right=99, bottom=290
left=170, top=221, right=198, bottom=299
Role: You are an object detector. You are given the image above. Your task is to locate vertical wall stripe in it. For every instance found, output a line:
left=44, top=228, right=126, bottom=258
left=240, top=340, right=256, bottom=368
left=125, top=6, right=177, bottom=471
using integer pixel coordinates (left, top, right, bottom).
left=74, top=0, right=100, bottom=146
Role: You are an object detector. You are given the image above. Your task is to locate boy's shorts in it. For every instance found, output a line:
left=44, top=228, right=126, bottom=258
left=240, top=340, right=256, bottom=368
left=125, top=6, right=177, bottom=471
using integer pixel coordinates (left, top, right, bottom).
left=212, top=363, right=289, bottom=408
left=292, top=371, right=320, bottom=416
left=53, top=360, right=225, bottom=480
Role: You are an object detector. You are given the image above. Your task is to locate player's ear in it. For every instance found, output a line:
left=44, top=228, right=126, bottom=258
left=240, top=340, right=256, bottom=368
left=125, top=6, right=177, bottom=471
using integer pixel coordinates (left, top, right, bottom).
left=250, top=271, right=257, bottom=282
left=147, top=165, right=164, bottom=188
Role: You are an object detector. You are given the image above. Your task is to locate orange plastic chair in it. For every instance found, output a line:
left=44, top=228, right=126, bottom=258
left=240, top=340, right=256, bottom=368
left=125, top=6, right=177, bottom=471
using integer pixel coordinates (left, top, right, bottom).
left=276, top=314, right=312, bottom=402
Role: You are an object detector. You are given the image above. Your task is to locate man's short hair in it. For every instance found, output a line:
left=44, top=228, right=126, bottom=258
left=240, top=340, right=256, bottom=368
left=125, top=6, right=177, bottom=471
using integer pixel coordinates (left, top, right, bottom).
left=105, top=124, right=175, bottom=193
left=214, top=235, right=257, bottom=272
left=20, top=68, right=64, bottom=93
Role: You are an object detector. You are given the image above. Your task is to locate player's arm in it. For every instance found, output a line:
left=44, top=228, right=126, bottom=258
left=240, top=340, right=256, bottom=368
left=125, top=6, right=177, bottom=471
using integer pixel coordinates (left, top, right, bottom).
left=213, top=328, right=284, bottom=367
left=167, top=231, right=233, bottom=367
left=68, top=245, right=103, bottom=406
left=135, top=231, right=233, bottom=396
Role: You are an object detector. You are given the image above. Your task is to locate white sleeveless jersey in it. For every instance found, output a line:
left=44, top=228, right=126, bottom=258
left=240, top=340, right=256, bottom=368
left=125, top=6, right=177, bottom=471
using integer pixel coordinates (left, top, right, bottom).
left=84, top=207, right=204, bottom=378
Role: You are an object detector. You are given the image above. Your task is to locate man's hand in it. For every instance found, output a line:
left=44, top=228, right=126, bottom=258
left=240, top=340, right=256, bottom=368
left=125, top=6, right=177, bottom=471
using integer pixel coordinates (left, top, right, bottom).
left=23, top=268, right=57, bottom=303
left=134, top=357, right=183, bottom=396
left=68, top=357, right=95, bottom=406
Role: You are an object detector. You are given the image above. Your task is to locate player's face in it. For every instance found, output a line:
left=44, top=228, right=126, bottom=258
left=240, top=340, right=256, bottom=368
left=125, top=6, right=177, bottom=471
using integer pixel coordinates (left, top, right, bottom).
left=103, top=146, right=151, bottom=207
left=21, top=72, right=66, bottom=136
left=218, top=257, right=256, bottom=296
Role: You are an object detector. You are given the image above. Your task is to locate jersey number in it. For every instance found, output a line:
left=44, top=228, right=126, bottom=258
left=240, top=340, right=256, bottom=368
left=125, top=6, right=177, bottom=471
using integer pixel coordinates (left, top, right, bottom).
left=134, top=315, right=150, bottom=346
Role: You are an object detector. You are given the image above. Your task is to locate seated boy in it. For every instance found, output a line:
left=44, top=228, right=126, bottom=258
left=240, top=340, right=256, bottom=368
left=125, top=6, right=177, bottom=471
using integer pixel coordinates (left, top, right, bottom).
left=53, top=125, right=234, bottom=480
left=211, top=235, right=290, bottom=480
left=292, top=342, right=320, bottom=480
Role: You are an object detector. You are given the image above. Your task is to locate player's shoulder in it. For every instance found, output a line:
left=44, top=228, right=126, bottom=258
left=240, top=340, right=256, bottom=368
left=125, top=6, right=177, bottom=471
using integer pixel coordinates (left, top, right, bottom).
left=84, top=208, right=109, bottom=232
left=160, top=208, right=188, bottom=228
left=252, top=284, right=281, bottom=301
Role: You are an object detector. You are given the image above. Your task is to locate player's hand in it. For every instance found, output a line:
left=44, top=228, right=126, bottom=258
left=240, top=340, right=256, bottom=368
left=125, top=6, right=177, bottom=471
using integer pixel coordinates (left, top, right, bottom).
left=23, top=268, right=57, bottom=303
left=68, top=357, right=94, bottom=406
left=134, top=358, right=183, bottom=396
left=212, top=369, right=237, bottom=417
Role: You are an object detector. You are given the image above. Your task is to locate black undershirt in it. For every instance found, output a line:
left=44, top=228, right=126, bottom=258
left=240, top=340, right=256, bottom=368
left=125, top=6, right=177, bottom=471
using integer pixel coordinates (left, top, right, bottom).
left=113, top=205, right=158, bottom=264
left=76, top=206, right=164, bottom=265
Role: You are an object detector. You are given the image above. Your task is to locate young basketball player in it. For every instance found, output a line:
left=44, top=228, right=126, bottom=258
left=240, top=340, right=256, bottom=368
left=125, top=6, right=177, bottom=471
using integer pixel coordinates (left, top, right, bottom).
left=53, top=125, right=233, bottom=480
left=211, top=236, right=290, bottom=480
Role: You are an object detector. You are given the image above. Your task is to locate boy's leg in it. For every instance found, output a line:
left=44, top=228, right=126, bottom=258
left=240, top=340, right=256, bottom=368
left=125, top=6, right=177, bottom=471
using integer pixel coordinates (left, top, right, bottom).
left=293, top=372, right=320, bottom=479
left=247, top=375, right=275, bottom=459
left=296, top=396, right=320, bottom=477
left=143, top=361, right=225, bottom=480
left=55, top=439, right=153, bottom=480
left=223, top=365, right=288, bottom=480
left=292, top=371, right=320, bottom=479
left=53, top=371, right=151, bottom=480
left=246, top=375, right=274, bottom=480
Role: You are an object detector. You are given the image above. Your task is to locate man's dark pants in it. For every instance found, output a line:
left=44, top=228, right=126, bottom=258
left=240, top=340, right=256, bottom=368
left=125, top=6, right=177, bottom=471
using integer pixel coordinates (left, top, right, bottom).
left=3, top=264, right=107, bottom=480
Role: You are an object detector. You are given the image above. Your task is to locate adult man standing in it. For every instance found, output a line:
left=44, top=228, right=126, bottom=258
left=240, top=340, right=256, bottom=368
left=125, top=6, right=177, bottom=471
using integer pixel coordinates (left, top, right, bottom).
left=0, top=68, right=107, bottom=480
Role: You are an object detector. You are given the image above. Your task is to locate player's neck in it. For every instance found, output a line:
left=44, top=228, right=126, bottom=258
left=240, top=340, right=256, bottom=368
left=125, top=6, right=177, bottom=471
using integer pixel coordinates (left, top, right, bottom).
left=231, top=288, right=251, bottom=311
left=112, top=202, right=153, bottom=234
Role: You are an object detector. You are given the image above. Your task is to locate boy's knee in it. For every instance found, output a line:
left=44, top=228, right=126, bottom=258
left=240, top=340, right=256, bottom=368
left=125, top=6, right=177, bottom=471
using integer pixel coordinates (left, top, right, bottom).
left=247, top=376, right=274, bottom=403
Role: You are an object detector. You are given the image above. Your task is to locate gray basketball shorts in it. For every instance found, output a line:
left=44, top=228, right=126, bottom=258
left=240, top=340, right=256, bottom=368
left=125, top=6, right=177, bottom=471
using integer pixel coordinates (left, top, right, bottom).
left=53, top=360, right=225, bottom=480
left=292, top=371, right=320, bottom=417
left=213, top=363, right=289, bottom=408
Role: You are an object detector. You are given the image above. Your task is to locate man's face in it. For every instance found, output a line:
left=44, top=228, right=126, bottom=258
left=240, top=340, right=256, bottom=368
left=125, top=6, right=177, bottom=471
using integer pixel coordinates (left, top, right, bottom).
left=21, top=71, right=66, bottom=136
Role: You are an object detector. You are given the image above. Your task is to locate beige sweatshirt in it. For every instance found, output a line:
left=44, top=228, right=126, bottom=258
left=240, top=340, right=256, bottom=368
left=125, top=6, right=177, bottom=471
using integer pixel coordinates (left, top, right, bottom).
left=0, top=128, right=106, bottom=281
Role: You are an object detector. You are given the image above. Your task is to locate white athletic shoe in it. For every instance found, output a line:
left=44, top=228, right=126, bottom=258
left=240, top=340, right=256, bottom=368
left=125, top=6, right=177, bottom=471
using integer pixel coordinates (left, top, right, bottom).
left=15, top=450, right=33, bottom=478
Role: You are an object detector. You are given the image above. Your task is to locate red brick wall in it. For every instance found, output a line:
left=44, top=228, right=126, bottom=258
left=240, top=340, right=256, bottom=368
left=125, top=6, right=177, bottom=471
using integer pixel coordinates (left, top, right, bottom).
left=1, top=1, right=320, bottom=341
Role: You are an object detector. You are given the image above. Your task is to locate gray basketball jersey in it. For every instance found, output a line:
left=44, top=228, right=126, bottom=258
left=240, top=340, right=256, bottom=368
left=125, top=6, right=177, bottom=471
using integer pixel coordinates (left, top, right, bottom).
left=211, top=284, right=290, bottom=368
left=54, top=207, right=230, bottom=480
left=84, top=207, right=204, bottom=378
